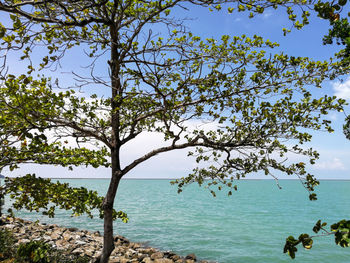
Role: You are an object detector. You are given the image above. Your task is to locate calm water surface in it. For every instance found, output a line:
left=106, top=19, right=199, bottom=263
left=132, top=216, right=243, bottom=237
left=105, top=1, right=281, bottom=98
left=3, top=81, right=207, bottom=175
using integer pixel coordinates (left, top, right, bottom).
left=4, top=179, right=350, bottom=263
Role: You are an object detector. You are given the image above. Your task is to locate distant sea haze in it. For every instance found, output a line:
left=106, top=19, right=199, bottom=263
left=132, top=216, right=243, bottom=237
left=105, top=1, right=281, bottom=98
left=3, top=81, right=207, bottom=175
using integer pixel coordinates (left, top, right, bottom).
left=5, top=179, right=350, bottom=263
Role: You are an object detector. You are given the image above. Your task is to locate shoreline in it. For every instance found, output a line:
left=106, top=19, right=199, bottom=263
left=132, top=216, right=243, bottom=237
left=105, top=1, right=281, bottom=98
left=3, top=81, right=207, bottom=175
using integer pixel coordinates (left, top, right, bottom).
left=0, top=216, right=213, bottom=263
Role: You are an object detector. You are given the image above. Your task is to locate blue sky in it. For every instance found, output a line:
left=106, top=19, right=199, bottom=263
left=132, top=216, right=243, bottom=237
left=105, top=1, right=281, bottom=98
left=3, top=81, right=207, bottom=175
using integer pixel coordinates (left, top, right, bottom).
left=3, top=4, right=350, bottom=180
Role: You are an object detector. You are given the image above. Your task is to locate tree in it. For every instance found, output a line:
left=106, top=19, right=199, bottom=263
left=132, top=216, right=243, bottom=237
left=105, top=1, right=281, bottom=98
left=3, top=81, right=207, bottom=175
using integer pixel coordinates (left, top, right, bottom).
left=0, top=1, right=348, bottom=262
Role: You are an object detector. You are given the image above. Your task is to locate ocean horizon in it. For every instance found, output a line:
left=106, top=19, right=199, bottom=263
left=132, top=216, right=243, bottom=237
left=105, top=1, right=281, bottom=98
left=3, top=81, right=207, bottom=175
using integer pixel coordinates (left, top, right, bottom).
left=3, top=176, right=350, bottom=180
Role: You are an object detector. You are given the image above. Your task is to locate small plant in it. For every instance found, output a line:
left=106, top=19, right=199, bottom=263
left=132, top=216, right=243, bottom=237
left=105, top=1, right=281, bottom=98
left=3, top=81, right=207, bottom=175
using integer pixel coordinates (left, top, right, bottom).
left=0, top=228, right=16, bottom=260
left=15, top=239, right=91, bottom=263
left=17, top=240, right=52, bottom=263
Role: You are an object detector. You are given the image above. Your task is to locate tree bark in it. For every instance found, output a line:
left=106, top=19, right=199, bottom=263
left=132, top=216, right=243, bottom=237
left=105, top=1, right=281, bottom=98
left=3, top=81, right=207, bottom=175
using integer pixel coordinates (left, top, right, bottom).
left=100, top=144, right=122, bottom=262
left=100, top=171, right=121, bottom=263
left=99, top=20, right=122, bottom=263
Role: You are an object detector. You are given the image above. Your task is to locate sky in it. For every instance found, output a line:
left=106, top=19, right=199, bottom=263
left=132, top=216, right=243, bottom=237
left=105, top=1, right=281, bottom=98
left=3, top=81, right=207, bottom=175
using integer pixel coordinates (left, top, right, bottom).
left=2, top=3, right=350, bottom=180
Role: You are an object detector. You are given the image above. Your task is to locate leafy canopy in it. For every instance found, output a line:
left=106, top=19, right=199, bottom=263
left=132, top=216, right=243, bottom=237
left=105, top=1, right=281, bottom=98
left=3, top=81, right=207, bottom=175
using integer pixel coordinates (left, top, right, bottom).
left=0, top=0, right=348, bottom=210
left=0, top=0, right=349, bottom=261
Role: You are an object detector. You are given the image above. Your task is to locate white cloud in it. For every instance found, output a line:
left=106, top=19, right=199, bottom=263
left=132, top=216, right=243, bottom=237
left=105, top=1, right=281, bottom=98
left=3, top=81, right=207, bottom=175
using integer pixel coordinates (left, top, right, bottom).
left=262, top=11, right=272, bottom=19
left=313, top=157, right=346, bottom=171
left=333, top=77, right=350, bottom=100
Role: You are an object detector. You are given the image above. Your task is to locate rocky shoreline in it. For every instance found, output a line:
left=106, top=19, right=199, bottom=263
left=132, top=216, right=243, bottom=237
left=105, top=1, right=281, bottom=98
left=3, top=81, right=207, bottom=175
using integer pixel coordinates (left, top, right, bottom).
left=0, top=216, right=213, bottom=263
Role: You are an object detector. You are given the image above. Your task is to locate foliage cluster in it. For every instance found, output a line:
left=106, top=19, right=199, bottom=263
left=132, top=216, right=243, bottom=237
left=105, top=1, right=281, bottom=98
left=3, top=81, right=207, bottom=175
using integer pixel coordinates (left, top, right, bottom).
left=284, top=219, right=350, bottom=259
left=344, top=115, right=350, bottom=139
left=315, top=0, right=350, bottom=63
left=0, top=174, right=128, bottom=222
left=0, top=228, right=16, bottom=261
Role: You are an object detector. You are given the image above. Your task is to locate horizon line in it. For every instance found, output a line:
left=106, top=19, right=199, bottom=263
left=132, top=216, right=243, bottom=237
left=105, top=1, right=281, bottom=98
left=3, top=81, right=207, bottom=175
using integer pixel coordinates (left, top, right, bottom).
left=2, top=177, right=349, bottom=181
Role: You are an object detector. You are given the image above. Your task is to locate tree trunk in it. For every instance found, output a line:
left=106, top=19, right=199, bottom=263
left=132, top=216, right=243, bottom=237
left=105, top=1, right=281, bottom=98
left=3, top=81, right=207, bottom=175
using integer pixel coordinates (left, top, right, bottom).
left=100, top=172, right=121, bottom=263
left=99, top=21, right=122, bottom=263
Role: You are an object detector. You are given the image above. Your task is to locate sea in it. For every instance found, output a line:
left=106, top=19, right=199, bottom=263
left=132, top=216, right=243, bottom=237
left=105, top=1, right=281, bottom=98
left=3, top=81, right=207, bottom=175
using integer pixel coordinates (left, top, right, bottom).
left=2, top=179, right=350, bottom=263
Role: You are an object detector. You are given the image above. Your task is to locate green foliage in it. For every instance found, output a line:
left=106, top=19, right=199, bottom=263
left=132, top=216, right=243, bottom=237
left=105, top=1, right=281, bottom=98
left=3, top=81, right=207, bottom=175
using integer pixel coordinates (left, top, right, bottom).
left=284, top=219, right=350, bottom=259
left=314, top=0, right=350, bottom=64
left=0, top=228, right=16, bottom=260
left=344, top=115, right=350, bottom=139
left=1, top=174, right=128, bottom=222
left=331, top=220, right=350, bottom=247
left=16, top=240, right=91, bottom=263
left=0, top=74, right=111, bottom=172
left=284, top=233, right=313, bottom=259
left=17, top=240, right=52, bottom=263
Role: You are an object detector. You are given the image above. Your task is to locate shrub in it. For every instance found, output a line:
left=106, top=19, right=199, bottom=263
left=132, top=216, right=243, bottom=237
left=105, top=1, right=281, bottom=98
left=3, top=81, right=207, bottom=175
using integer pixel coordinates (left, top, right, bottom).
left=0, top=228, right=16, bottom=260
left=16, top=240, right=90, bottom=263
left=16, top=240, right=52, bottom=263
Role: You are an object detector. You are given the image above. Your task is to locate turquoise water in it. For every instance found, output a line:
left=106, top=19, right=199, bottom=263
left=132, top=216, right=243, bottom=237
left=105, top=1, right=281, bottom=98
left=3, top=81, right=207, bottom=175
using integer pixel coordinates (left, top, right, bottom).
left=4, top=179, right=350, bottom=262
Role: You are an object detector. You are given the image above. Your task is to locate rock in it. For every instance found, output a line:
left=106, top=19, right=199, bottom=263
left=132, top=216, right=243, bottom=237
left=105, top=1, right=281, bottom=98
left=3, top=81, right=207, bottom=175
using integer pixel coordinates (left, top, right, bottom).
left=154, top=259, right=174, bottom=263
left=119, top=256, right=129, bottom=263
left=164, top=251, right=177, bottom=258
left=50, top=231, right=61, bottom=240
left=171, top=255, right=181, bottom=261
left=32, top=232, right=42, bottom=239
left=91, top=254, right=101, bottom=263
left=3, top=224, right=16, bottom=229
left=93, top=230, right=101, bottom=236
left=56, top=239, right=69, bottom=249
left=134, top=243, right=141, bottom=249
left=125, top=248, right=137, bottom=258
left=129, top=242, right=141, bottom=249
left=185, top=254, right=197, bottom=261
left=18, top=238, right=30, bottom=244
left=68, top=227, right=78, bottom=232
left=108, top=259, right=119, bottom=263
left=113, top=246, right=125, bottom=254
left=75, top=240, right=87, bottom=245
left=151, top=251, right=164, bottom=259
left=143, top=247, right=157, bottom=255
left=42, top=235, right=51, bottom=241
left=114, top=235, right=130, bottom=245
left=94, top=236, right=103, bottom=243
left=72, top=247, right=85, bottom=255
left=137, top=253, right=148, bottom=261
left=62, top=231, right=73, bottom=241
left=84, top=248, right=95, bottom=257
left=142, top=257, right=152, bottom=263
left=47, top=241, right=55, bottom=247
